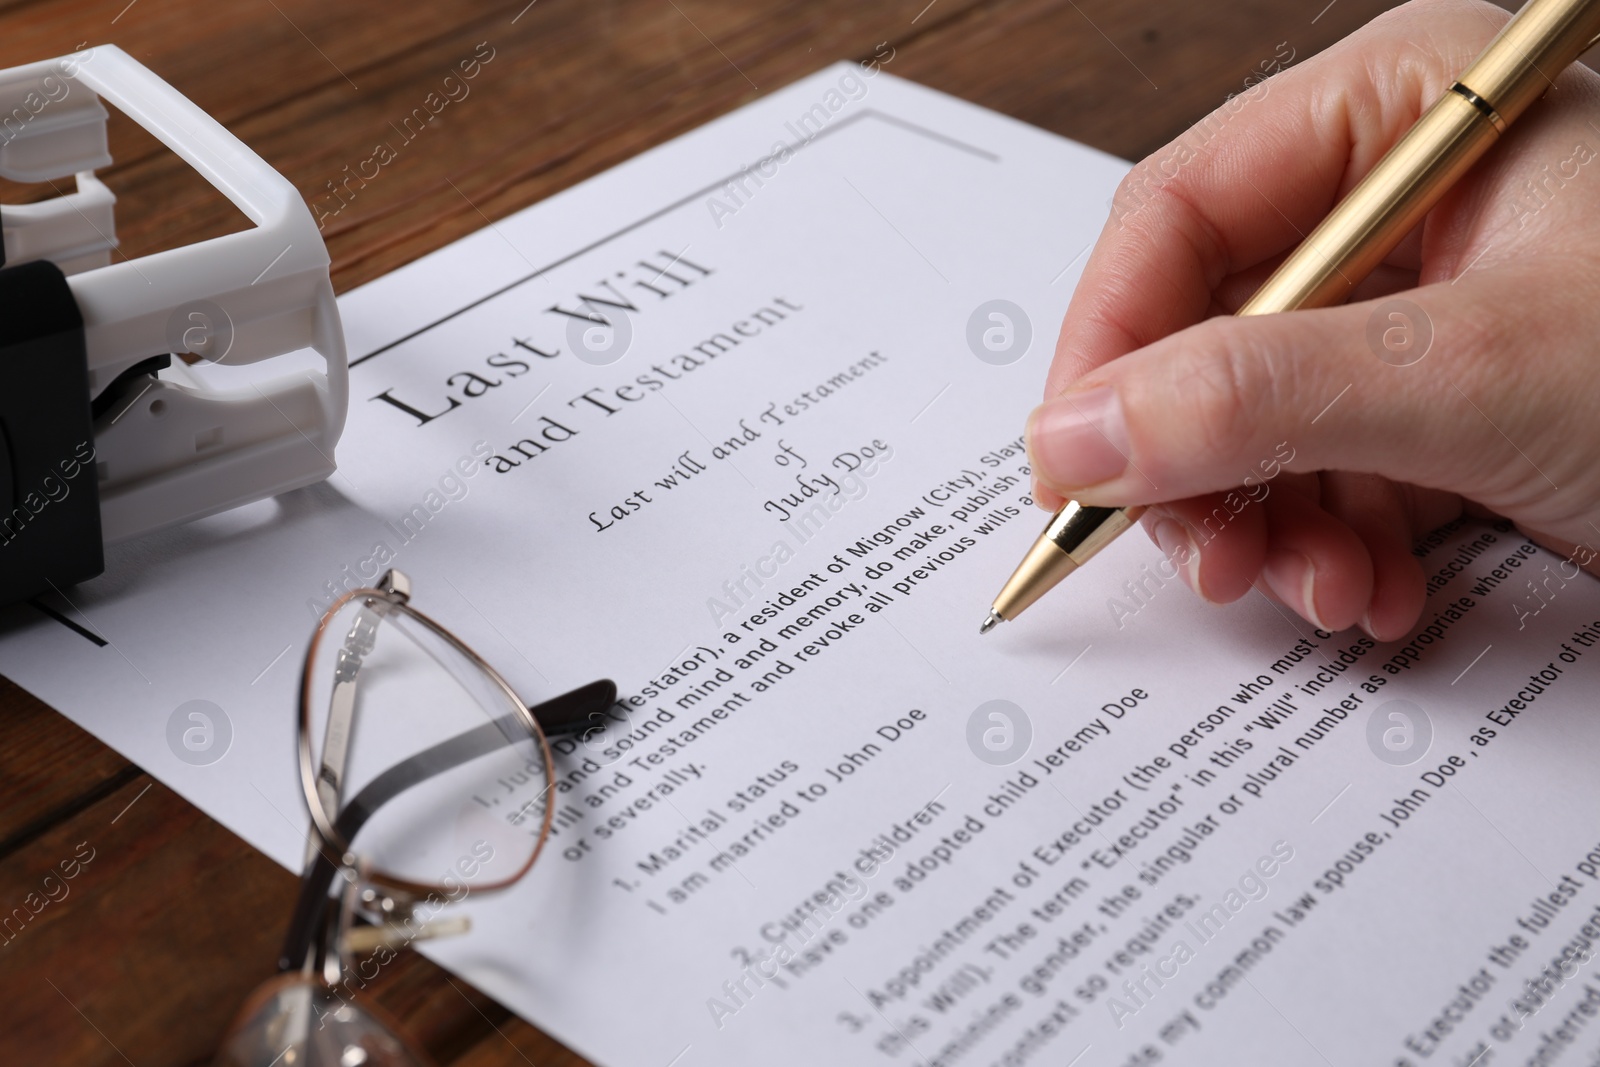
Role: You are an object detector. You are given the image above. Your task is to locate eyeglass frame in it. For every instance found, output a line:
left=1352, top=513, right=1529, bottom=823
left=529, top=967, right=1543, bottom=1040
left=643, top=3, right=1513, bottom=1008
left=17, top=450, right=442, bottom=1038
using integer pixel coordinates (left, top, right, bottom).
left=277, top=567, right=614, bottom=977
left=297, top=569, right=554, bottom=897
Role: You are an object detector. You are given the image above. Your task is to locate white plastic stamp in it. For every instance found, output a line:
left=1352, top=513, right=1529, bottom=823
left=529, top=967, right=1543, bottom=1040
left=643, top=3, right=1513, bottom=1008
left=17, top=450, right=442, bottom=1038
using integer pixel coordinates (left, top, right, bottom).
left=0, top=45, right=346, bottom=604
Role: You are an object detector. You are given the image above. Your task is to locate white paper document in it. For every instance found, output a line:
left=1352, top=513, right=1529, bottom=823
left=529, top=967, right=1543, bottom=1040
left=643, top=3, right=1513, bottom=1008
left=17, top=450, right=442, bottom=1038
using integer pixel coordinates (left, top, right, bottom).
left=7, top=64, right=1600, bottom=1067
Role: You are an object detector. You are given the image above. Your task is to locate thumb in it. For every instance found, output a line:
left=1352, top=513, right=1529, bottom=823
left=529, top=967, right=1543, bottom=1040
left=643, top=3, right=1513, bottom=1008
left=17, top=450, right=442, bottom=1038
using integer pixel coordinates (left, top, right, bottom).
left=1026, top=281, right=1565, bottom=515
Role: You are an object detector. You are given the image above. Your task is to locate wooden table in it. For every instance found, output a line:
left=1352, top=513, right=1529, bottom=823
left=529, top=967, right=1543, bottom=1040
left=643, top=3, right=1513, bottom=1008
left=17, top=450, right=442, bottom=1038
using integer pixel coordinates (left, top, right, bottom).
left=0, top=0, right=1417, bottom=1062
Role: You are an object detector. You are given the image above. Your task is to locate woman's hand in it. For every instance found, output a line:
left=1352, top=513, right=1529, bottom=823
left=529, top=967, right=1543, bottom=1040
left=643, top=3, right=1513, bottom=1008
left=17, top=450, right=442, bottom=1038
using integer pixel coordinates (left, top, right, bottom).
left=1029, top=0, right=1600, bottom=639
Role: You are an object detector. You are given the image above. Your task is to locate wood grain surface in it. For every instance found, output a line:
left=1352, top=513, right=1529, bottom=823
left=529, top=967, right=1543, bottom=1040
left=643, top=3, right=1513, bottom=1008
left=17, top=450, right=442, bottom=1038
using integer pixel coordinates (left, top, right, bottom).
left=0, top=1, right=1414, bottom=1063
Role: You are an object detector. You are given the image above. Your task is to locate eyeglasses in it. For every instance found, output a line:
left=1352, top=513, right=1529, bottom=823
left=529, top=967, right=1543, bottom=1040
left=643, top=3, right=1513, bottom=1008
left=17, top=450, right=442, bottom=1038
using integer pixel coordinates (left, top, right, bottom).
left=214, top=570, right=614, bottom=1067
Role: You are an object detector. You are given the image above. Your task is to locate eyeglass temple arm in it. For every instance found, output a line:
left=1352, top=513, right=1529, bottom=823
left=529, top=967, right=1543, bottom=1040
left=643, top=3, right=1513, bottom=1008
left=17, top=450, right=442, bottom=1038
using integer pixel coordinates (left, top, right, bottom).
left=277, top=678, right=617, bottom=973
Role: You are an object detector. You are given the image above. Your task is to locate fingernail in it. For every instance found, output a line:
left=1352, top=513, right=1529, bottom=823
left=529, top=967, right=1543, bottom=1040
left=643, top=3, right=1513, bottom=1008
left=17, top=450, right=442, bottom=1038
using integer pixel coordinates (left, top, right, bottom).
left=1359, top=610, right=1385, bottom=642
left=1262, top=549, right=1327, bottom=630
left=1030, top=477, right=1052, bottom=509
left=1152, top=517, right=1205, bottom=599
left=1027, top=387, right=1129, bottom=490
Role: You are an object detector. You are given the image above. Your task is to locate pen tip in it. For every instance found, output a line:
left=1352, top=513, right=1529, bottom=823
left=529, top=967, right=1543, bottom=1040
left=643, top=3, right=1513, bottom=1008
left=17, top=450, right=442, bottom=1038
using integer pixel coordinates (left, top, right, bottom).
left=979, top=611, right=1002, bottom=635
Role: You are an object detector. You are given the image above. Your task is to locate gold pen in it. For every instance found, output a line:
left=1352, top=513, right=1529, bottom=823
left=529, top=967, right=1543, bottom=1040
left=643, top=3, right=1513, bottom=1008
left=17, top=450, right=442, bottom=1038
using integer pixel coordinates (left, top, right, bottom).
left=982, top=0, right=1600, bottom=634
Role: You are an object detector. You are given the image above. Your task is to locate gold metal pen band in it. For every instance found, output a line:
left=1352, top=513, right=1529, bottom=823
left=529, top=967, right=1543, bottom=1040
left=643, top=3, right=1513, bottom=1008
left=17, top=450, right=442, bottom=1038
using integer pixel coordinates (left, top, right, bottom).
left=1448, top=82, right=1507, bottom=132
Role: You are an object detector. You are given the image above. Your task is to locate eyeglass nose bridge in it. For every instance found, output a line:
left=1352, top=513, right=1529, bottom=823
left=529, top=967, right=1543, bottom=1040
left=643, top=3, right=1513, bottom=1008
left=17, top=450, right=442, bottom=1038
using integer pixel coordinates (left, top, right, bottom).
left=358, top=881, right=412, bottom=919
left=315, top=857, right=479, bottom=987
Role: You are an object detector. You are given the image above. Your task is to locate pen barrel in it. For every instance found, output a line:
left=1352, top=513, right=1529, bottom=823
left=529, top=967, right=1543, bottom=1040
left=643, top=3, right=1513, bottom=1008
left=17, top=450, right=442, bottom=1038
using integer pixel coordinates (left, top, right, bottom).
left=1240, top=0, right=1600, bottom=317
left=1458, top=0, right=1600, bottom=126
left=1238, top=91, right=1498, bottom=315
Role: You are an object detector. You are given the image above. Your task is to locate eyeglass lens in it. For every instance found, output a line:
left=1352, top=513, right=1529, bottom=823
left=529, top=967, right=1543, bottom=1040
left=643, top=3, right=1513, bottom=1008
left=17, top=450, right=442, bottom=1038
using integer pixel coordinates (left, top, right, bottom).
left=303, top=597, right=552, bottom=890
